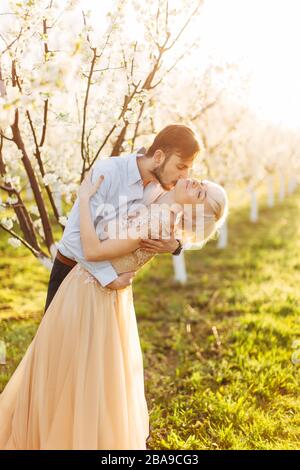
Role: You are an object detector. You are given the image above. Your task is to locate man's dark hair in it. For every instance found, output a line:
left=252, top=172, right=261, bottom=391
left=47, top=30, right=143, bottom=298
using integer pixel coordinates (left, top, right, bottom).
left=146, top=124, right=204, bottom=160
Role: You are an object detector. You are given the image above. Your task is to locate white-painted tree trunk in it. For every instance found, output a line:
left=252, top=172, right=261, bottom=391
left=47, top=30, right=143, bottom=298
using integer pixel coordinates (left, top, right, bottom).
left=37, top=244, right=56, bottom=270
left=249, top=188, right=258, bottom=222
left=0, top=340, right=6, bottom=365
left=267, top=174, right=275, bottom=208
left=288, top=176, right=297, bottom=194
left=279, top=173, right=286, bottom=202
left=172, top=250, right=187, bottom=284
left=217, top=219, right=228, bottom=249
left=38, top=255, right=54, bottom=270
left=50, top=242, right=58, bottom=260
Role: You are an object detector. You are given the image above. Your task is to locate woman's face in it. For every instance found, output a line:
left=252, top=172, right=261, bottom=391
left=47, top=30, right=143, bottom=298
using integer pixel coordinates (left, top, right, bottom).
left=174, top=178, right=214, bottom=215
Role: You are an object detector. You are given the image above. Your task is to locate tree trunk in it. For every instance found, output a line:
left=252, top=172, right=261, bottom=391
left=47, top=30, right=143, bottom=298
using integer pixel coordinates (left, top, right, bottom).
left=249, top=187, right=258, bottom=223
left=288, top=176, right=297, bottom=195
left=217, top=219, right=228, bottom=249
left=267, top=174, right=275, bottom=208
left=172, top=250, right=187, bottom=284
left=279, top=173, right=286, bottom=202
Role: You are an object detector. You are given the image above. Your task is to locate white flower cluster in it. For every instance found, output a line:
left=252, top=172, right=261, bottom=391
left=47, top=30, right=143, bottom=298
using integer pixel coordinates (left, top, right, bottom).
left=6, top=195, right=18, bottom=205
left=4, top=176, right=21, bottom=189
left=43, top=173, right=58, bottom=186
left=58, top=216, right=68, bottom=226
left=33, top=218, right=44, bottom=238
left=0, top=96, right=15, bottom=131
left=1, top=217, right=14, bottom=230
left=29, top=205, right=40, bottom=217
left=8, top=238, right=21, bottom=248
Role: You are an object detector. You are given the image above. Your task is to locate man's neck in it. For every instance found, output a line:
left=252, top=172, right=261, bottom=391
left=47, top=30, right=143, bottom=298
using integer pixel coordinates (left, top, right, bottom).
left=136, top=155, right=157, bottom=187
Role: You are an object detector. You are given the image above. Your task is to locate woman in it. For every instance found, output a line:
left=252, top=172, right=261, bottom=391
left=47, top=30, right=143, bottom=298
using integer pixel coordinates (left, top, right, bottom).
left=0, top=174, right=228, bottom=450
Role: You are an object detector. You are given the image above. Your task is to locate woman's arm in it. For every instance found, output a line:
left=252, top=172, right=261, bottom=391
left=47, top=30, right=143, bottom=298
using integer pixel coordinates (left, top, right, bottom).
left=79, top=172, right=140, bottom=261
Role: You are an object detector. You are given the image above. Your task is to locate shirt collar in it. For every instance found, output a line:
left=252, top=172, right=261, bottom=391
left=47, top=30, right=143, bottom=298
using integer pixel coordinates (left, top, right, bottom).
left=127, top=148, right=145, bottom=186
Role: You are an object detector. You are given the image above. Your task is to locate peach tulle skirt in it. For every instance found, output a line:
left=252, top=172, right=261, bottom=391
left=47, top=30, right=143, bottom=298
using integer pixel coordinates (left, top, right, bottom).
left=0, top=263, right=149, bottom=450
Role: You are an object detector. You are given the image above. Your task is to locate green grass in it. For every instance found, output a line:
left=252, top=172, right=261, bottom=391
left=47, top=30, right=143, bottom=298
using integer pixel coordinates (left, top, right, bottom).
left=1, top=189, right=300, bottom=449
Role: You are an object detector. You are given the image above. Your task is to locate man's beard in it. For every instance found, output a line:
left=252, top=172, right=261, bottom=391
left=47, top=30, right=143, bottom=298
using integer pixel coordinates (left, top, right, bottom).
left=152, top=163, right=175, bottom=191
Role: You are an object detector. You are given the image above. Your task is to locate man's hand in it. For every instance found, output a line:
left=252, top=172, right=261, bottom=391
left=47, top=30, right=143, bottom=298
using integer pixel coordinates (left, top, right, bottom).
left=106, top=271, right=136, bottom=290
left=139, top=220, right=180, bottom=254
left=140, top=221, right=179, bottom=254
left=139, top=235, right=179, bottom=254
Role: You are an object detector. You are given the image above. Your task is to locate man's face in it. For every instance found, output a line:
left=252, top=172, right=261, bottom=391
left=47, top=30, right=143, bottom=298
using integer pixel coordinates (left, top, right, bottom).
left=152, top=152, right=196, bottom=190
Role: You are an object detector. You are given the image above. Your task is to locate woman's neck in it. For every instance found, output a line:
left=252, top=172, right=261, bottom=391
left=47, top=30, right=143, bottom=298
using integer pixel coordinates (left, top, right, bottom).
left=155, top=190, right=183, bottom=215
left=156, top=189, right=176, bottom=204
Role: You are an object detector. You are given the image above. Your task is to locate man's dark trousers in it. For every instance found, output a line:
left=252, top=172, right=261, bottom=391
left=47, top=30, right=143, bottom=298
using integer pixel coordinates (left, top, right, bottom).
left=43, top=257, right=74, bottom=314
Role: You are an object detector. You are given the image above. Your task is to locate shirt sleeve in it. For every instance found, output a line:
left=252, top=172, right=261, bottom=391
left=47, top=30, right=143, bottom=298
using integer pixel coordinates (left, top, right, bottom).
left=74, top=256, right=118, bottom=287
left=75, top=161, right=119, bottom=287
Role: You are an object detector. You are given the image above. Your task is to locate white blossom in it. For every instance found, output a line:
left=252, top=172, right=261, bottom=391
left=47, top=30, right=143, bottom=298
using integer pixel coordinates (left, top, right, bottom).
left=29, top=205, right=40, bottom=217
left=1, top=217, right=14, bottom=230
left=8, top=237, right=21, bottom=248
left=6, top=195, right=18, bottom=205
left=43, top=173, right=58, bottom=186
left=59, top=216, right=68, bottom=226
left=4, top=176, right=21, bottom=187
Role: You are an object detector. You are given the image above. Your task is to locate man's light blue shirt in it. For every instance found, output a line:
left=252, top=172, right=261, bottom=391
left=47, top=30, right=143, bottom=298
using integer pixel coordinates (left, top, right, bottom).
left=56, top=151, right=165, bottom=286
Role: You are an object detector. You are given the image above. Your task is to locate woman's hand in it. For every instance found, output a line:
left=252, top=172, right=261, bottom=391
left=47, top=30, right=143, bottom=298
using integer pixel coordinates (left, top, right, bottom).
left=106, top=271, right=136, bottom=290
left=79, top=169, right=104, bottom=200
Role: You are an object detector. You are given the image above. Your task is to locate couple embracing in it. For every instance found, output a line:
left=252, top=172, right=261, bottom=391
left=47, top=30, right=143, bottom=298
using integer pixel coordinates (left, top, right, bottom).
left=0, top=124, right=228, bottom=450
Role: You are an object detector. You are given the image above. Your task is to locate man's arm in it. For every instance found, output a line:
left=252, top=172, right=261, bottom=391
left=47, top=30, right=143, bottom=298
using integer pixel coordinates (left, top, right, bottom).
left=58, top=159, right=123, bottom=287
left=85, top=163, right=137, bottom=289
left=79, top=171, right=140, bottom=261
left=78, top=163, right=121, bottom=286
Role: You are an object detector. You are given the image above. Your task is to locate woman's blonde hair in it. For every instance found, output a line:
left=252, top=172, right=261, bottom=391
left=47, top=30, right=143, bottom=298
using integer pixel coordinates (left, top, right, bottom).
left=177, top=180, right=229, bottom=249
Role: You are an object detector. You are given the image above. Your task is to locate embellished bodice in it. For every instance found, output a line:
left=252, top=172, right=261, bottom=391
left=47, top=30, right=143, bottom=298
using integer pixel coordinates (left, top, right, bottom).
left=76, top=207, right=181, bottom=286
left=111, top=247, right=154, bottom=274
left=108, top=207, right=179, bottom=274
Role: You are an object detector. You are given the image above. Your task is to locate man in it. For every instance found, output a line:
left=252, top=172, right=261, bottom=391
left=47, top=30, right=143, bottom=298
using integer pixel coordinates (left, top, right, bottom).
left=44, top=124, right=202, bottom=313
